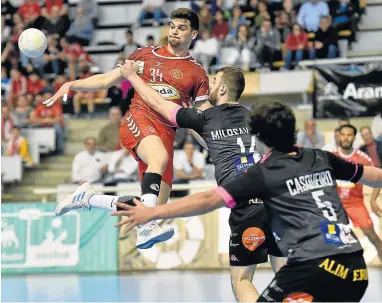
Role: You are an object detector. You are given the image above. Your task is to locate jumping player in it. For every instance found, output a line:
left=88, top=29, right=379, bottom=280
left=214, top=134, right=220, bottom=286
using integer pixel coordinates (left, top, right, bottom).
left=113, top=100, right=382, bottom=302
left=119, top=61, right=285, bottom=301
left=46, top=8, right=210, bottom=249
left=333, top=124, right=382, bottom=260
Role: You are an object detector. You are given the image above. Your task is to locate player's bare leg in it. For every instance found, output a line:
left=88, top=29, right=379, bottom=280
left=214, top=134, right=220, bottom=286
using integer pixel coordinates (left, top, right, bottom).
left=361, top=226, right=382, bottom=261
left=230, top=265, right=259, bottom=302
left=157, top=181, right=172, bottom=205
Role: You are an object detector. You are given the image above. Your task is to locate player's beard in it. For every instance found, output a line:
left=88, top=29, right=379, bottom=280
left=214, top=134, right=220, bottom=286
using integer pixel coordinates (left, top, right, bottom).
left=209, top=89, right=218, bottom=105
left=169, top=38, right=181, bottom=48
left=340, top=140, right=353, bottom=150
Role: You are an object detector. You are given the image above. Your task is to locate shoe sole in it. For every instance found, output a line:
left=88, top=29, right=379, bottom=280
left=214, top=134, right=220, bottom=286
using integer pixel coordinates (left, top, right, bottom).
left=136, top=229, right=174, bottom=249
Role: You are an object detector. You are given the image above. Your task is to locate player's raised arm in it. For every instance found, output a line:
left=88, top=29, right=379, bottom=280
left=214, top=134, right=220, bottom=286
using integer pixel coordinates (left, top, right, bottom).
left=43, top=68, right=123, bottom=107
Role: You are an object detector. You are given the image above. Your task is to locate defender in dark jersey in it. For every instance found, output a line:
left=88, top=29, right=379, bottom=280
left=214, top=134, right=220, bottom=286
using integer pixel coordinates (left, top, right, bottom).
left=119, top=62, right=285, bottom=301
left=114, top=100, right=382, bottom=302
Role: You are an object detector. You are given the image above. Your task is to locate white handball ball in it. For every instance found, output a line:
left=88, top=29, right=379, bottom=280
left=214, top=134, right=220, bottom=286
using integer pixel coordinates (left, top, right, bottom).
left=18, top=28, right=47, bottom=58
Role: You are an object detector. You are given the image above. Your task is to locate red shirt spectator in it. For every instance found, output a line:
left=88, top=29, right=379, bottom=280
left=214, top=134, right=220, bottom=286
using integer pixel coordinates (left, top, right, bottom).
left=54, top=75, right=74, bottom=98
left=18, top=0, right=41, bottom=20
left=33, top=98, right=64, bottom=127
left=286, top=26, right=309, bottom=50
left=27, top=73, right=44, bottom=95
left=44, top=0, right=66, bottom=14
left=212, top=10, right=229, bottom=40
left=10, top=69, right=27, bottom=96
left=60, top=38, right=93, bottom=63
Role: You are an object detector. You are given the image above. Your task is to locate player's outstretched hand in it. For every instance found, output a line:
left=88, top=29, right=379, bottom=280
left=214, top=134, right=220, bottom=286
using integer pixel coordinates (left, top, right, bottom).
left=371, top=199, right=382, bottom=217
left=111, top=199, right=154, bottom=233
left=43, top=82, right=71, bottom=107
left=120, top=60, right=138, bottom=79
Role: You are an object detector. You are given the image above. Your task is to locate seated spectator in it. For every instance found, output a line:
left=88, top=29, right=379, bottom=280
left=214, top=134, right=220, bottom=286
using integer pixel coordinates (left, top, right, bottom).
left=255, top=20, right=281, bottom=68
left=54, top=75, right=74, bottom=100
left=72, top=136, right=108, bottom=184
left=228, top=6, right=247, bottom=37
left=360, top=126, right=382, bottom=168
left=275, top=0, right=297, bottom=42
left=41, top=0, right=68, bottom=18
left=1, top=105, right=13, bottom=143
left=172, top=141, right=206, bottom=197
left=137, top=0, right=164, bottom=27
left=30, top=92, right=65, bottom=155
left=2, top=17, right=12, bottom=45
left=242, top=0, right=259, bottom=26
left=107, top=83, right=124, bottom=111
left=330, top=0, right=357, bottom=42
left=66, top=7, right=94, bottom=47
left=1, top=42, right=19, bottom=76
left=6, top=127, right=33, bottom=166
left=146, top=35, right=155, bottom=47
left=212, top=9, right=229, bottom=41
left=1, top=66, right=11, bottom=98
left=225, top=24, right=256, bottom=72
left=254, top=1, right=271, bottom=29
left=104, top=146, right=138, bottom=183
left=77, top=0, right=99, bottom=27
left=41, top=5, right=70, bottom=38
left=296, top=119, right=325, bottom=148
left=72, top=62, right=95, bottom=118
left=97, top=107, right=122, bottom=152
left=27, top=73, right=44, bottom=95
left=297, top=0, right=329, bottom=32
left=18, top=0, right=41, bottom=25
left=44, top=36, right=66, bottom=75
left=284, top=23, right=308, bottom=70
left=322, top=127, right=340, bottom=151
left=309, top=16, right=338, bottom=59
left=9, top=68, right=27, bottom=109
left=192, top=29, right=219, bottom=72
left=372, top=112, right=382, bottom=141
left=11, top=95, right=33, bottom=128
left=199, top=4, right=214, bottom=32
left=120, top=30, right=141, bottom=59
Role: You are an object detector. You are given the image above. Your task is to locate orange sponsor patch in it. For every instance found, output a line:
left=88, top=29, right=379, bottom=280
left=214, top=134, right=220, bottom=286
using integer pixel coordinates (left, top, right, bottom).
left=241, top=227, right=265, bottom=251
left=283, top=292, right=313, bottom=302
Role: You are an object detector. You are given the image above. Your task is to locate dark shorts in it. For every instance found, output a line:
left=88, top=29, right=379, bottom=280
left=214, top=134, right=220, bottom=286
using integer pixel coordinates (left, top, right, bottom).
left=229, top=202, right=283, bottom=266
left=258, top=251, right=368, bottom=302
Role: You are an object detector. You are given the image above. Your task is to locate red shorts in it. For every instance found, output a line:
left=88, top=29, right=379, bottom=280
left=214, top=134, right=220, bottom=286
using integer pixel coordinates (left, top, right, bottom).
left=343, top=199, right=373, bottom=229
left=119, top=111, right=176, bottom=186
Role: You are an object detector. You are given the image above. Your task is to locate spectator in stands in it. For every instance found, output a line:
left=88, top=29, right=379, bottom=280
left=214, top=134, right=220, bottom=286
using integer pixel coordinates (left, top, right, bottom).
left=254, top=1, right=271, bottom=29
left=66, top=7, right=94, bottom=47
left=30, top=92, right=65, bottom=155
left=44, top=36, right=65, bottom=75
left=1, top=66, right=11, bottom=98
left=1, top=0, right=18, bottom=27
left=104, top=146, right=138, bottom=183
left=11, top=95, right=33, bottom=128
left=322, top=127, right=341, bottom=151
left=297, top=0, right=329, bottom=32
left=6, top=127, right=33, bottom=166
left=255, top=19, right=281, bottom=68
left=360, top=126, right=382, bottom=168
left=147, top=35, right=155, bottom=47
left=212, top=9, right=229, bottom=41
left=372, top=112, right=382, bottom=141
left=192, top=29, right=219, bottom=72
left=172, top=141, right=206, bottom=197
left=330, top=0, right=357, bottom=42
left=41, top=0, right=69, bottom=18
left=106, top=84, right=123, bottom=110
left=41, top=5, right=70, bottom=38
left=72, top=136, right=108, bottom=184
left=120, top=30, right=141, bottom=59
left=77, top=0, right=99, bottom=27
left=72, top=62, right=95, bottom=118
left=275, top=0, right=297, bottom=42
left=1, top=42, right=19, bottom=75
left=27, top=73, right=44, bottom=95
left=284, top=23, right=308, bottom=69
left=242, top=0, right=259, bottom=27
left=9, top=68, right=27, bottom=109
left=1, top=105, right=13, bottom=143
left=2, top=17, right=11, bottom=45
left=199, top=4, right=214, bottom=32
left=228, top=6, right=247, bottom=37
left=297, top=119, right=325, bottom=148
left=98, top=107, right=122, bottom=153
left=18, top=0, right=41, bottom=25
left=137, top=0, right=164, bottom=27
left=225, top=23, right=256, bottom=72
left=309, top=16, right=338, bottom=59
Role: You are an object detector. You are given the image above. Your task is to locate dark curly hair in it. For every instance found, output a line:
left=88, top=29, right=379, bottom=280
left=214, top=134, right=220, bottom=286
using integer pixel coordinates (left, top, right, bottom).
left=249, top=100, right=296, bottom=152
left=171, top=8, right=200, bottom=31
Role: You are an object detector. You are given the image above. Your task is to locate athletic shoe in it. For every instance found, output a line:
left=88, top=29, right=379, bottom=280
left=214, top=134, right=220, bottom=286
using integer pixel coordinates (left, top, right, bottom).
left=55, top=181, right=95, bottom=216
left=136, top=221, right=174, bottom=249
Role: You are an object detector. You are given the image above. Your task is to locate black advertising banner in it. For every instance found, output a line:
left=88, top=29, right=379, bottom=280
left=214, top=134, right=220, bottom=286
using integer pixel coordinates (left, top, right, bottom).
left=313, top=62, right=382, bottom=118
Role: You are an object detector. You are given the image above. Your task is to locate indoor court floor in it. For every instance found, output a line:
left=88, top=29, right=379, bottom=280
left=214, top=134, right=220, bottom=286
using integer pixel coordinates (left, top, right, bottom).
left=2, top=268, right=382, bottom=302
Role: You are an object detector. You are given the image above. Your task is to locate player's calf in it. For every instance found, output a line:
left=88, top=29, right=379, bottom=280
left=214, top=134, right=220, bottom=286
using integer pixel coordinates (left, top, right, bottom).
left=362, top=226, right=382, bottom=260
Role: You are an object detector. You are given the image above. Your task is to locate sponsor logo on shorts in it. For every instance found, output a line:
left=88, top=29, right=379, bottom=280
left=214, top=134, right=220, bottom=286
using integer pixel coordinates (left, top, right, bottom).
left=270, top=280, right=283, bottom=292
left=282, top=292, right=313, bottom=302
left=319, top=258, right=349, bottom=280
left=126, top=114, right=140, bottom=138
left=154, top=61, right=163, bottom=67
left=170, top=69, right=183, bottom=79
left=230, top=255, right=239, bottom=262
left=229, top=240, right=239, bottom=247
left=149, top=84, right=180, bottom=100
left=353, top=268, right=368, bottom=281
left=150, top=184, right=160, bottom=192
left=249, top=198, right=263, bottom=204
left=242, top=227, right=265, bottom=251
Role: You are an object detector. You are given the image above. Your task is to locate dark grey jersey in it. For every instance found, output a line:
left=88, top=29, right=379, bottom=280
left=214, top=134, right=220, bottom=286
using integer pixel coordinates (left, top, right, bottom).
left=219, top=148, right=364, bottom=262
left=175, top=104, right=261, bottom=186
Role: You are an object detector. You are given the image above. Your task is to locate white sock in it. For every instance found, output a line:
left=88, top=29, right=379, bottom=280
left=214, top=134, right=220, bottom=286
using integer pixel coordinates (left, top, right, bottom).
left=88, top=195, right=119, bottom=211
left=141, top=193, right=158, bottom=208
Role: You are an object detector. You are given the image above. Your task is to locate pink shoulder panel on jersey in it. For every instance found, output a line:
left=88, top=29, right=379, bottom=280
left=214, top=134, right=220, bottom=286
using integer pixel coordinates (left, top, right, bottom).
left=214, top=187, right=237, bottom=208
left=170, top=105, right=182, bottom=128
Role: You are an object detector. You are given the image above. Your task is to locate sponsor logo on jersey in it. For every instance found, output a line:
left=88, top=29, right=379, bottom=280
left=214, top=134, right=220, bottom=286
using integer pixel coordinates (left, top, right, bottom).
left=136, top=61, right=145, bottom=74
left=320, top=222, right=358, bottom=246
left=154, top=61, right=163, bottom=67
left=170, top=69, right=183, bottom=79
left=149, top=84, right=180, bottom=100
left=233, top=153, right=256, bottom=174
left=282, top=292, right=313, bottom=302
left=241, top=227, right=265, bottom=251
left=150, top=184, right=160, bottom=192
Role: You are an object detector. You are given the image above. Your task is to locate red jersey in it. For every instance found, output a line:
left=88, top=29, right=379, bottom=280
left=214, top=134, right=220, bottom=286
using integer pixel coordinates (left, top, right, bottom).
left=127, top=45, right=210, bottom=126
left=63, top=43, right=93, bottom=63
left=34, top=102, right=64, bottom=126
left=27, top=79, right=43, bottom=95
left=333, top=148, right=374, bottom=202
left=18, top=3, right=41, bottom=19
left=11, top=76, right=27, bottom=95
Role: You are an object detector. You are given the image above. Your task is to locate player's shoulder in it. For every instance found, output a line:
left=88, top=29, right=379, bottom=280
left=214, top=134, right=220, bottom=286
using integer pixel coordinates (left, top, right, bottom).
left=187, top=57, right=209, bottom=78
left=355, top=149, right=373, bottom=163
left=129, top=45, right=155, bottom=58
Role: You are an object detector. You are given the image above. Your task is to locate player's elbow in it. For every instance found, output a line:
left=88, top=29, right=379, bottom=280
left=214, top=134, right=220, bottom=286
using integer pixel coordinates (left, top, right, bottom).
left=203, top=190, right=225, bottom=211
left=360, top=166, right=382, bottom=188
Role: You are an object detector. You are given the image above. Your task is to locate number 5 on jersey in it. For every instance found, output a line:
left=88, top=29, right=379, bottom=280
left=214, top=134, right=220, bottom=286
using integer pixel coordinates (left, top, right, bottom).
left=312, top=190, right=338, bottom=221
